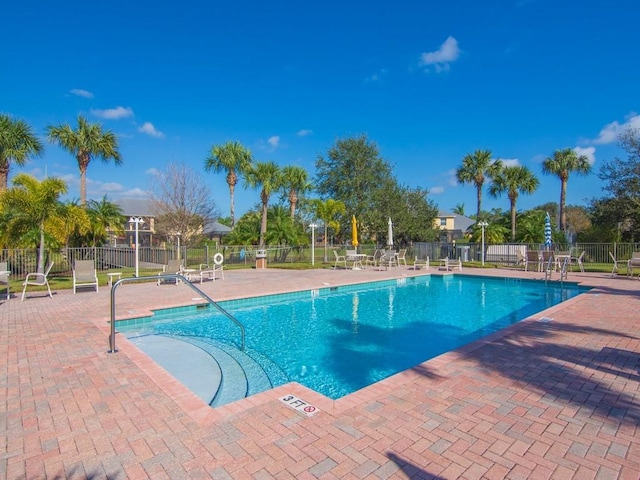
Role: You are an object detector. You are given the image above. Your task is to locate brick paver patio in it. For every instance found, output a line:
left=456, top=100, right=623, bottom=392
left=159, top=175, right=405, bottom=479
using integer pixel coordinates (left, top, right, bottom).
left=1, top=266, right=639, bottom=479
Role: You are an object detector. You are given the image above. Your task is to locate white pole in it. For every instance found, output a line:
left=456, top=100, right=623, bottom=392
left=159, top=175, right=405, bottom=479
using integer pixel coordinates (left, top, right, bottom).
left=310, top=223, right=317, bottom=266
left=479, top=221, right=488, bottom=267
left=130, top=217, right=143, bottom=277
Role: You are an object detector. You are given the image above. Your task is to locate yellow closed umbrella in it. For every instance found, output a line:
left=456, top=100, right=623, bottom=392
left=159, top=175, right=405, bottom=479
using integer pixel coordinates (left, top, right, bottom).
left=351, top=215, right=359, bottom=248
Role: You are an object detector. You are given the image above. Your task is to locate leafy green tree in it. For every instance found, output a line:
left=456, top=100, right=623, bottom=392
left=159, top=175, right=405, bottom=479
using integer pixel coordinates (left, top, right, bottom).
left=311, top=198, right=346, bottom=262
left=204, top=141, right=253, bottom=227
left=225, top=211, right=260, bottom=245
left=0, top=173, right=67, bottom=271
left=0, top=114, right=44, bottom=190
left=315, top=134, right=397, bottom=240
left=455, top=150, right=502, bottom=220
left=280, top=165, right=312, bottom=218
left=542, top=148, right=591, bottom=233
left=47, top=115, right=122, bottom=205
left=49, top=200, right=91, bottom=248
left=488, top=165, right=539, bottom=241
left=469, top=222, right=509, bottom=244
left=244, top=161, right=282, bottom=248
left=515, top=210, right=546, bottom=244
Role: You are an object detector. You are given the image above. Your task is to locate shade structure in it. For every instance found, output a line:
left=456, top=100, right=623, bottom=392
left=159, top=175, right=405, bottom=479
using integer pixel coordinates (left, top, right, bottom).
left=387, top=217, right=394, bottom=247
left=351, top=215, right=359, bottom=248
left=544, top=212, right=552, bottom=249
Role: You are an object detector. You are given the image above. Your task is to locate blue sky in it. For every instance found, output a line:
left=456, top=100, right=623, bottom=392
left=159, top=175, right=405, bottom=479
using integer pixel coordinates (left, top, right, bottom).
left=2, top=0, right=639, bottom=219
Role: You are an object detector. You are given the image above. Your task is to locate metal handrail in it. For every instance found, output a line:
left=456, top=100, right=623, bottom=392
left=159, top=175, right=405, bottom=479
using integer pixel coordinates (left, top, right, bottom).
left=108, top=274, right=246, bottom=353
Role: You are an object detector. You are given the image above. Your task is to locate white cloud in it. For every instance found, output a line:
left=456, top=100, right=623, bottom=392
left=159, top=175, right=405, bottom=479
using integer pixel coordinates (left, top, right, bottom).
left=365, top=68, right=388, bottom=82
left=100, top=182, right=126, bottom=193
left=90, top=106, right=134, bottom=120
left=297, top=129, right=313, bottom=137
left=430, top=186, right=445, bottom=194
left=70, top=88, right=94, bottom=99
left=593, top=113, right=640, bottom=144
left=419, top=36, right=460, bottom=72
left=138, top=122, right=165, bottom=138
left=267, top=136, right=280, bottom=147
left=499, top=158, right=520, bottom=167
left=145, top=167, right=161, bottom=176
left=574, top=146, right=596, bottom=165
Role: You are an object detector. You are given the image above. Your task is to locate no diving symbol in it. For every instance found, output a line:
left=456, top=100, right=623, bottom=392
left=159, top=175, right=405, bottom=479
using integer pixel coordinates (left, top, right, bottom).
left=304, top=406, right=316, bottom=413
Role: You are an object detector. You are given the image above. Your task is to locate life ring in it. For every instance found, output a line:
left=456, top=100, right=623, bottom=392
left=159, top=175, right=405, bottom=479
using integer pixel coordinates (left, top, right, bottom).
left=213, top=253, right=224, bottom=265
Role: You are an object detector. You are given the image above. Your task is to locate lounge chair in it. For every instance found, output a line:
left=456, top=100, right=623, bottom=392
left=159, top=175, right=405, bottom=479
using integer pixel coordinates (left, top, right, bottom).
left=609, top=252, right=622, bottom=277
left=627, top=252, right=640, bottom=278
left=439, top=257, right=462, bottom=271
left=0, top=262, right=9, bottom=300
left=157, top=259, right=184, bottom=285
left=333, top=250, right=347, bottom=270
left=73, top=259, right=99, bottom=294
left=21, top=261, right=54, bottom=301
left=412, top=256, right=429, bottom=270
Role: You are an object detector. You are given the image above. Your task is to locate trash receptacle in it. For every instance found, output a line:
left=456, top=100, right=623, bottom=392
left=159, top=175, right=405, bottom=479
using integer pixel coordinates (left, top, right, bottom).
left=256, top=249, right=267, bottom=269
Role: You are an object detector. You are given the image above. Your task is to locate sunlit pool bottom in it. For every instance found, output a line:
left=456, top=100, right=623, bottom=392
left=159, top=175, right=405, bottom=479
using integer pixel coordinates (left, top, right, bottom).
left=119, top=275, right=589, bottom=400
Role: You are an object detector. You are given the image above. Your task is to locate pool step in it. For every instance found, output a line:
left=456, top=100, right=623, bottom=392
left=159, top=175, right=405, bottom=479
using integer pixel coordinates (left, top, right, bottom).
left=126, top=333, right=287, bottom=407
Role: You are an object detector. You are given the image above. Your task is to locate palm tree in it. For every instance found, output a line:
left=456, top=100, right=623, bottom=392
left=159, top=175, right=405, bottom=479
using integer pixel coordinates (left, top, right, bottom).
left=0, top=114, right=44, bottom=190
left=489, top=165, right=539, bottom=241
left=455, top=150, right=502, bottom=219
left=46, top=115, right=122, bottom=205
left=204, top=141, right=253, bottom=227
left=0, top=173, right=67, bottom=272
left=280, top=165, right=311, bottom=218
left=48, top=200, right=91, bottom=249
left=312, top=198, right=346, bottom=262
left=86, top=196, right=125, bottom=246
left=542, top=148, right=592, bottom=233
left=244, top=161, right=282, bottom=248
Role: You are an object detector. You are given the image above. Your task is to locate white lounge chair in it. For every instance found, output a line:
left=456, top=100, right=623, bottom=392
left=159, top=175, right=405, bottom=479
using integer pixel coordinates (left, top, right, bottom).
left=609, top=252, right=622, bottom=277
left=22, top=261, right=54, bottom=301
left=439, top=257, right=462, bottom=271
left=378, top=250, right=397, bottom=270
left=73, top=259, right=99, bottom=294
left=569, top=251, right=585, bottom=273
left=157, top=259, right=184, bottom=285
left=397, top=249, right=407, bottom=267
left=412, top=256, right=429, bottom=270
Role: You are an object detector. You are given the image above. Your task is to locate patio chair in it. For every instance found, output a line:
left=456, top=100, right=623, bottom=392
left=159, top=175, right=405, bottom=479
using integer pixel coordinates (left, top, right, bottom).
left=397, top=249, right=407, bottom=267
left=569, top=251, right=585, bottom=273
left=365, top=249, right=382, bottom=268
left=378, top=250, right=397, bottom=270
left=627, top=251, right=640, bottom=278
left=333, top=250, right=347, bottom=270
left=412, top=256, right=429, bottom=270
left=157, top=259, right=184, bottom=285
left=523, top=250, right=540, bottom=272
left=73, top=260, right=99, bottom=294
left=21, top=261, right=54, bottom=301
left=0, top=262, right=9, bottom=300
left=439, top=257, right=462, bottom=271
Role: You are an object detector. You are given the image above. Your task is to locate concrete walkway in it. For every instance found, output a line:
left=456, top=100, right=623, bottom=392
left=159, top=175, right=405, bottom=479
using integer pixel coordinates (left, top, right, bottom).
left=1, top=266, right=639, bottom=479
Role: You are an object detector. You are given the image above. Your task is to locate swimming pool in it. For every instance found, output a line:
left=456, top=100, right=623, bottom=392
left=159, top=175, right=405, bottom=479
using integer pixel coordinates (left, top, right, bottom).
left=121, top=275, right=588, bottom=400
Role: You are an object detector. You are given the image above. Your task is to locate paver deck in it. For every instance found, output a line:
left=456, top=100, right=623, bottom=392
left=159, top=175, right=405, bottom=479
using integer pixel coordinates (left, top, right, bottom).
left=1, top=266, right=639, bottom=479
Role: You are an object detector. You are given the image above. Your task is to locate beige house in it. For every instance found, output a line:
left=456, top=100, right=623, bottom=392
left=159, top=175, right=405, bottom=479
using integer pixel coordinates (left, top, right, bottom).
left=434, top=212, right=475, bottom=242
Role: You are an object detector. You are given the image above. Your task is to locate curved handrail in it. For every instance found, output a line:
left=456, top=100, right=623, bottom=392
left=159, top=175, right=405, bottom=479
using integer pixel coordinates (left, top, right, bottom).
left=108, top=274, right=245, bottom=353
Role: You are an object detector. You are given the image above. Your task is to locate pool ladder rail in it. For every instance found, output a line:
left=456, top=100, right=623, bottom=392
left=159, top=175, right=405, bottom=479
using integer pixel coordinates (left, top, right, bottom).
left=544, top=255, right=569, bottom=283
left=108, top=273, right=246, bottom=354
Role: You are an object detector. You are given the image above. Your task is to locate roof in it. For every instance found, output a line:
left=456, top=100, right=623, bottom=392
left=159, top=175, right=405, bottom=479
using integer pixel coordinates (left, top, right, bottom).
left=203, top=221, right=232, bottom=235
left=438, top=211, right=476, bottom=232
left=114, top=198, right=155, bottom=217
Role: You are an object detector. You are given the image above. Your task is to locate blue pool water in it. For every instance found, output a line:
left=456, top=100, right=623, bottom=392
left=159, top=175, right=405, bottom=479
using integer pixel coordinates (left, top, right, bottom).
left=121, top=275, right=588, bottom=399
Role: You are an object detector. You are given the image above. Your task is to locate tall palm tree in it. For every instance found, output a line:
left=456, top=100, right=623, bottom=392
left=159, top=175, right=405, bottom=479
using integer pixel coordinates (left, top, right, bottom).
left=204, top=141, right=253, bottom=227
left=455, top=150, right=502, bottom=219
left=0, top=173, right=67, bottom=272
left=489, top=165, right=539, bottom=241
left=0, top=114, right=44, bottom=190
left=542, top=148, right=592, bottom=233
left=312, top=198, right=346, bottom=262
left=47, top=115, right=122, bottom=205
left=244, top=161, right=282, bottom=248
left=280, top=165, right=311, bottom=218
